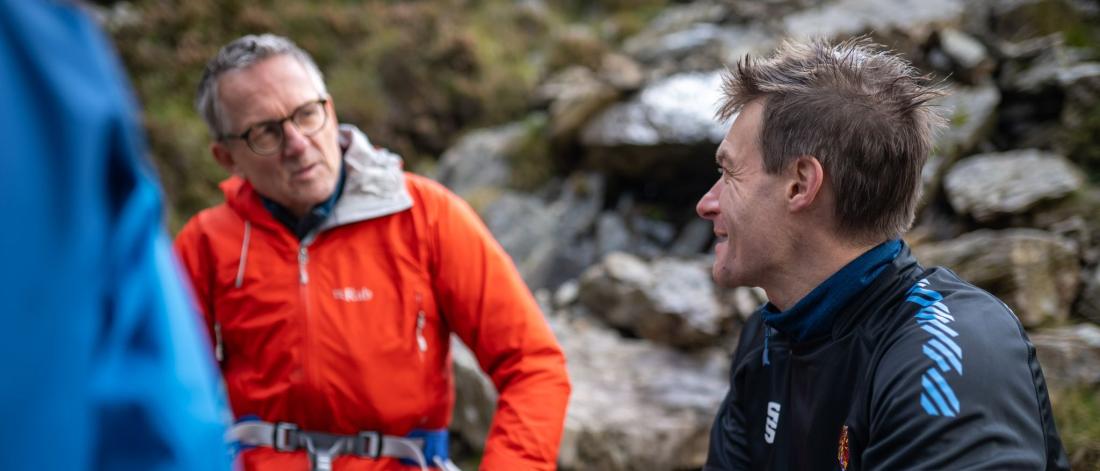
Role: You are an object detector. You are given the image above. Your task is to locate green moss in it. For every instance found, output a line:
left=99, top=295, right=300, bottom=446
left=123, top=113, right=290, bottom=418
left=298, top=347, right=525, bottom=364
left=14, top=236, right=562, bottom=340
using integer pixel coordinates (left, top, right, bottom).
left=1001, top=0, right=1100, bottom=55
left=505, top=113, right=556, bottom=191
left=1061, top=98, right=1100, bottom=183
left=951, top=108, right=971, bottom=128
left=545, top=25, right=608, bottom=74
left=1052, top=386, right=1100, bottom=471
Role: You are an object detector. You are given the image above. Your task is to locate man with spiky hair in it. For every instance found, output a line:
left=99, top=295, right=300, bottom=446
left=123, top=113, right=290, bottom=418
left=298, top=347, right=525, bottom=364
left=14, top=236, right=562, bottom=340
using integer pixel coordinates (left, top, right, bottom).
left=697, top=38, right=1068, bottom=470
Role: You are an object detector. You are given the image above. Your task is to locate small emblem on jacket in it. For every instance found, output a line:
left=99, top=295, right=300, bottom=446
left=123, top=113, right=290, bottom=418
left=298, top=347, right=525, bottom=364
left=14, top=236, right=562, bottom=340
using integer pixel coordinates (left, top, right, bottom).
left=838, top=425, right=850, bottom=470
left=764, top=401, right=781, bottom=444
left=333, top=287, right=373, bottom=302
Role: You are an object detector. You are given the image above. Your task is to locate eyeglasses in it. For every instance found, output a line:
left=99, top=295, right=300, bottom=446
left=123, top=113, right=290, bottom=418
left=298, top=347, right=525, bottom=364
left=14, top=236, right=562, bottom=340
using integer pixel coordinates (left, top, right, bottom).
left=219, top=98, right=329, bottom=155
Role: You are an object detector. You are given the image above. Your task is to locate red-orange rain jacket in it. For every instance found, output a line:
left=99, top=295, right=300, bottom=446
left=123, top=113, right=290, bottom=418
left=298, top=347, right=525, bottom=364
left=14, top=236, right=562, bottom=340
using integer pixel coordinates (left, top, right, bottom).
left=175, top=126, right=571, bottom=470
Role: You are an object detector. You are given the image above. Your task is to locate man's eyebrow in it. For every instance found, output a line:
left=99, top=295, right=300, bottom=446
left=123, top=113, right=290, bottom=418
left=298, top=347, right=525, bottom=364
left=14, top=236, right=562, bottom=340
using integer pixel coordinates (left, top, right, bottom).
left=715, top=149, right=729, bottom=167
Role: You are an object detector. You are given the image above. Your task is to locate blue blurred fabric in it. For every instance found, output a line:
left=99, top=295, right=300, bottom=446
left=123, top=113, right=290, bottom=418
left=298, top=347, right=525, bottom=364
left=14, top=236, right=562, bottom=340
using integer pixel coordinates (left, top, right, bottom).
left=0, top=1, right=230, bottom=469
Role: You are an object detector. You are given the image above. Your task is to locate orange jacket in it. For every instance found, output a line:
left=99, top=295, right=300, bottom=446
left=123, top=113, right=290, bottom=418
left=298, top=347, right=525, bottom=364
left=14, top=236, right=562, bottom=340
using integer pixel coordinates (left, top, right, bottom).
left=175, top=127, right=570, bottom=470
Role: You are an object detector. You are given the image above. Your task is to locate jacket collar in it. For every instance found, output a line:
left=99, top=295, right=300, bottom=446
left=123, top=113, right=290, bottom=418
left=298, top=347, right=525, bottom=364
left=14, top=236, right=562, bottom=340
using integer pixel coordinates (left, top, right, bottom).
left=761, top=239, right=903, bottom=344
left=222, top=124, right=413, bottom=236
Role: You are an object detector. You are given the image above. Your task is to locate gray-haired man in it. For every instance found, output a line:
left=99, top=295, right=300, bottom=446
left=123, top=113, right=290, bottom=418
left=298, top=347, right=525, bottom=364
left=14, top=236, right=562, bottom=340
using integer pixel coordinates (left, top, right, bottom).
left=175, top=34, right=571, bottom=471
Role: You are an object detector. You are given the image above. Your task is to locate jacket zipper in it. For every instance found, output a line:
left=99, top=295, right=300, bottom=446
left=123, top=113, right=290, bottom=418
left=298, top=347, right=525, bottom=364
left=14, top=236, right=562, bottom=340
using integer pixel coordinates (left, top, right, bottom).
left=297, top=236, right=318, bottom=423
left=298, top=245, right=309, bottom=284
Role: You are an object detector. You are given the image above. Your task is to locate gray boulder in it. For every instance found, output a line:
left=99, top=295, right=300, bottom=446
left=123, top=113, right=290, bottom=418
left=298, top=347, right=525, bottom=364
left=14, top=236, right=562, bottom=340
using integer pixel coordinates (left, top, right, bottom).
left=577, top=252, right=735, bottom=348
left=435, top=122, right=527, bottom=200
left=450, top=337, right=497, bottom=451
left=932, top=28, right=995, bottom=83
left=1075, top=266, right=1100, bottom=326
left=920, top=83, right=1001, bottom=208
left=1057, top=62, right=1100, bottom=177
left=973, top=0, right=1100, bottom=44
left=670, top=218, right=716, bottom=257
left=719, top=285, right=769, bottom=323
left=554, top=315, right=730, bottom=471
left=595, top=212, right=634, bottom=259
left=1031, top=323, right=1100, bottom=390
left=619, top=0, right=732, bottom=67
left=934, top=83, right=1001, bottom=160
left=1023, top=188, right=1100, bottom=264
left=1012, top=60, right=1100, bottom=94
left=913, top=229, right=1081, bottom=328
left=581, top=70, right=727, bottom=148
left=944, top=150, right=1084, bottom=222
left=782, top=0, right=965, bottom=43
left=540, top=66, right=620, bottom=144
left=482, top=174, right=604, bottom=290
left=623, top=22, right=776, bottom=79
left=578, top=70, right=728, bottom=185
left=598, top=53, right=645, bottom=93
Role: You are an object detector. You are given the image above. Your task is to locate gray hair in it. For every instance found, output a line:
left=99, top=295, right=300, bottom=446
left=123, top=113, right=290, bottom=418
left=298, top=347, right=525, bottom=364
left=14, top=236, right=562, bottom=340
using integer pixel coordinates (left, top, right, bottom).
left=717, top=37, right=946, bottom=243
left=195, top=34, right=328, bottom=136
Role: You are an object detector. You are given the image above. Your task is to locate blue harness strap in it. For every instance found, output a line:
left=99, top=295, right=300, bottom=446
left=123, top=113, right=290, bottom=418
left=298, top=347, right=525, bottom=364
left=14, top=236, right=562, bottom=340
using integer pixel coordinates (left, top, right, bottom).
left=403, top=429, right=451, bottom=467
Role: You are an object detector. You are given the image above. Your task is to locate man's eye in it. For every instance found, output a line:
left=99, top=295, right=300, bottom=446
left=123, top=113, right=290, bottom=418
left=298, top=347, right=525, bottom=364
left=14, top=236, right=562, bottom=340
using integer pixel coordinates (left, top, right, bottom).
left=255, top=123, right=280, bottom=138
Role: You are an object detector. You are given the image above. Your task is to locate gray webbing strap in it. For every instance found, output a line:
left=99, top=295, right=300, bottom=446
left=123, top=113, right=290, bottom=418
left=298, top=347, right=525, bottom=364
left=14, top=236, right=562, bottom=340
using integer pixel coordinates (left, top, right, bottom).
left=228, top=421, right=444, bottom=471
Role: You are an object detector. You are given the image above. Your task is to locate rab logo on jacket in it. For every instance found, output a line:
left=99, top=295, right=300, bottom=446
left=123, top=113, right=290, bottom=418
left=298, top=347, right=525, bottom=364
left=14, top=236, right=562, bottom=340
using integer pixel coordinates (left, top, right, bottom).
left=333, top=287, right=373, bottom=302
left=764, top=401, right=781, bottom=444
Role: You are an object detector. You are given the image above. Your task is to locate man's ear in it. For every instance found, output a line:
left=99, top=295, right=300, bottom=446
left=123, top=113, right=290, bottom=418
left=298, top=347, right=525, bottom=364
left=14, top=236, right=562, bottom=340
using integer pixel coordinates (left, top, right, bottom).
left=786, top=155, right=825, bottom=212
left=211, top=142, right=237, bottom=174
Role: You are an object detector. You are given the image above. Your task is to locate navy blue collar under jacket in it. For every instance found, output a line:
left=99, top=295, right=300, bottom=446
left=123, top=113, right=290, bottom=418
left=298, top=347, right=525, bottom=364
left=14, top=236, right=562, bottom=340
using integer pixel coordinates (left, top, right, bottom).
left=261, top=162, right=347, bottom=240
left=761, top=239, right=903, bottom=344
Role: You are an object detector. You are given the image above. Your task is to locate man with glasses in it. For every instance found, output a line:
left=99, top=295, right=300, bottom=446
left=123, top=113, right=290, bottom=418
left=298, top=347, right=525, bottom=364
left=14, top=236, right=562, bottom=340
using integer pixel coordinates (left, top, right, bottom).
left=174, top=34, right=571, bottom=471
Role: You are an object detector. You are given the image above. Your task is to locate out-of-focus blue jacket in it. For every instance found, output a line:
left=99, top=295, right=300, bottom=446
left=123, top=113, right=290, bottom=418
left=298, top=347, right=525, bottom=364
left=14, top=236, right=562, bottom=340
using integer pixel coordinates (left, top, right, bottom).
left=0, top=1, right=230, bottom=469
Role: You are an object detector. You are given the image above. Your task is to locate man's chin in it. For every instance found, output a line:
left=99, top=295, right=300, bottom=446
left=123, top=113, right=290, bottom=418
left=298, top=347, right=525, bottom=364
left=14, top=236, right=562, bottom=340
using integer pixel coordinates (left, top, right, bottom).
left=712, top=266, right=736, bottom=288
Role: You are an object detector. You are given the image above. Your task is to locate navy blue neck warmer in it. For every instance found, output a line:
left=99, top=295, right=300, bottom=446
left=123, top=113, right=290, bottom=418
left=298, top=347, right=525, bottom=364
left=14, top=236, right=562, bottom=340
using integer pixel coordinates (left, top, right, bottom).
left=761, top=239, right=902, bottom=344
left=261, top=162, right=347, bottom=241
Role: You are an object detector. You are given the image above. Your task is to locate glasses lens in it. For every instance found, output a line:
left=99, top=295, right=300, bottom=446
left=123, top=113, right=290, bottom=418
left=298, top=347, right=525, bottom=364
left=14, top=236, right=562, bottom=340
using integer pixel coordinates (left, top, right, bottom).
left=248, top=122, right=282, bottom=155
left=293, top=101, right=327, bottom=135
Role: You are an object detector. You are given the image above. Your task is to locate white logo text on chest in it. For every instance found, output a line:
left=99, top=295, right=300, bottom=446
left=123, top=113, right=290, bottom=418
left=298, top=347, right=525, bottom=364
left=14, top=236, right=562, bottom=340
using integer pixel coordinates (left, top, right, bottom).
left=333, top=287, right=374, bottom=302
left=764, top=401, right=781, bottom=444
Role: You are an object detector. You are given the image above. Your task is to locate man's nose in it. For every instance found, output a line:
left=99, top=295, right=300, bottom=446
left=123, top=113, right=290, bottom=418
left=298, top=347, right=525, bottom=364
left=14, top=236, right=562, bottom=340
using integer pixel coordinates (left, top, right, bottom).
left=696, top=180, right=721, bottom=220
left=281, top=120, right=309, bottom=156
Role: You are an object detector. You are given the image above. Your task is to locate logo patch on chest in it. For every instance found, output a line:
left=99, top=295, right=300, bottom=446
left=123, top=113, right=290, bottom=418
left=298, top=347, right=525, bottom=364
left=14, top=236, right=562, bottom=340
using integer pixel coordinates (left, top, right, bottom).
left=764, top=401, right=781, bottom=444
left=332, top=287, right=374, bottom=302
left=837, top=425, right=850, bottom=470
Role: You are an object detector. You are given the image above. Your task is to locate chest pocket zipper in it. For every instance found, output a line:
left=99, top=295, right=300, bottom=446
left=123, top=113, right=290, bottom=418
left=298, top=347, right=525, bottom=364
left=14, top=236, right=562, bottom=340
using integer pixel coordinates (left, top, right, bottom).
left=415, top=293, right=427, bottom=359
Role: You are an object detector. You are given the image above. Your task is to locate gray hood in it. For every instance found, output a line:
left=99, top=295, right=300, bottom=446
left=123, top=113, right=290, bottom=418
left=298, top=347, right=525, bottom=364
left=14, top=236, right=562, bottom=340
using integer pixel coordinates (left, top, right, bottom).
left=319, top=124, right=414, bottom=231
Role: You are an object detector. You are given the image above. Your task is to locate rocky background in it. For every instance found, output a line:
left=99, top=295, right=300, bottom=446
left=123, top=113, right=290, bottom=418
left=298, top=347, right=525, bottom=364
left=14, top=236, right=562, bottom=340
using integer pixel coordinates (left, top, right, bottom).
left=101, top=0, right=1100, bottom=469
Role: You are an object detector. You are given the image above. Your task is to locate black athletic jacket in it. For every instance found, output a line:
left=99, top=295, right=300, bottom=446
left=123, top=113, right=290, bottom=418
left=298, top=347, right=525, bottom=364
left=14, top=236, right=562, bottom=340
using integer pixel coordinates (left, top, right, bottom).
left=704, top=245, right=1069, bottom=470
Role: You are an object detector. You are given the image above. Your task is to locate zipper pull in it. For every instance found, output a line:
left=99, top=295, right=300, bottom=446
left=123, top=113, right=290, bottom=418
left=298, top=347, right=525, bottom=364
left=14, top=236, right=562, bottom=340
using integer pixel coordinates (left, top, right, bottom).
left=298, top=246, right=309, bottom=284
left=416, top=312, right=427, bottom=353
left=415, top=293, right=427, bottom=354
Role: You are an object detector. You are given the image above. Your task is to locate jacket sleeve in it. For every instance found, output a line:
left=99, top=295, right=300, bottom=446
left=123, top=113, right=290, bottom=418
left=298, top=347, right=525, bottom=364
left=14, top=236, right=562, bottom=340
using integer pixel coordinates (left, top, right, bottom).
left=862, top=290, right=1069, bottom=470
left=703, top=315, right=759, bottom=470
left=426, top=186, right=571, bottom=470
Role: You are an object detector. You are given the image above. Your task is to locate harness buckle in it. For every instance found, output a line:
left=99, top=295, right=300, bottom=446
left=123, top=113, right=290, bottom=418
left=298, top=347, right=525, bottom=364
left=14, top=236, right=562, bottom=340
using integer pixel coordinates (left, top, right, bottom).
left=355, top=431, right=382, bottom=459
left=272, top=422, right=299, bottom=452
